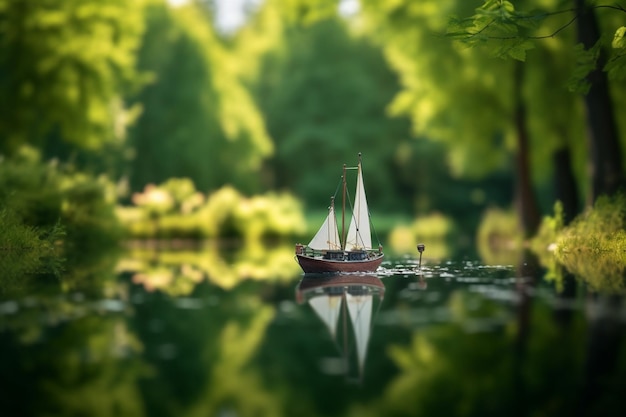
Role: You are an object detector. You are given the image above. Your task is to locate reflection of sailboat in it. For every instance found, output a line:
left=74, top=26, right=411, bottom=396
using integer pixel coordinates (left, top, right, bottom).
left=296, top=274, right=385, bottom=381
left=295, top=153, right=384, bottom=274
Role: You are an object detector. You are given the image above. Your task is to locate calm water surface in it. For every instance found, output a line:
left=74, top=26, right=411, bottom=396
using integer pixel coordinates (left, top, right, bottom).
left=1, top=247, right=625, bottom=417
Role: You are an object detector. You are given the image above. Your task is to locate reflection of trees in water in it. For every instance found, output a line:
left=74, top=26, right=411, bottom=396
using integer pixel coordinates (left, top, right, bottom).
left=118, top=242, right=301, bottom=295
left=129, top=277, right=280, bottom=417
left=579, top=293, right=625, bottom=416
left=367, top=254, right=625, bottom=417
left=2, top=252, right=625, bottom=417
left=0, top=312, right=146, bottom=416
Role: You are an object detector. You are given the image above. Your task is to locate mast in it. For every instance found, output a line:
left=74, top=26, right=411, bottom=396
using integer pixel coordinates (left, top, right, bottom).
left=329, top=196, right=335, bottom=247
left=342, top=163, right=347, bottom=251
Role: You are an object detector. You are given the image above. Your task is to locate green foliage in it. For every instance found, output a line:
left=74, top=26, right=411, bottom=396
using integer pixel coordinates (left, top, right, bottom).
left=0, top=147, right=122, bottom=260
left=245, top=7, right=414, bottom=211
left=440, top=0, right=626, bottom=202
left=387, top=213, right=456, bottom=258
left=532, top=194, right=626, bottom=293
left=361, top=0, right=515, bottom=179
left=120, top=179, right=307, bottom=241
left=607, top=25, right=626, bottom=81
left=613, top=26, right=626, bottom=49
left=447, top=0, right=537, bottom=61
left=556, top=193, right=626, bottom=253
left=531, top=200, right=564, bottom=252
left=128, top=0, right=272, bottom=193
left=476, top=206, right=523, bottom=264
left=0, top=0, right=146, bottom=153
left=568, top=42, right=602, bottom=94
left=0, top=208, right=65, bottom=283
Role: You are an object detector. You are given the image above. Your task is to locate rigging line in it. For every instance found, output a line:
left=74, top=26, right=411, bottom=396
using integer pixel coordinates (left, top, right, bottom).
left=332, top=176, right=343, bottom=201
left=369, top=209, right=382, bottom=247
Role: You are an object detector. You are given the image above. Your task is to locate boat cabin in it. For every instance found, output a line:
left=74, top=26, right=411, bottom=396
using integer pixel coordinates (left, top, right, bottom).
left=323, top=250, right=345, bottom=260
left=322, top=250, right=368, bottom=261
left=347, top=250, right=368, bottom=261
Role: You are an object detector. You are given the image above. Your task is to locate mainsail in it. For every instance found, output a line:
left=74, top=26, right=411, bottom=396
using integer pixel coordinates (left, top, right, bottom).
left=346, top=162, right=372, bottom=250
left=308, top=203, right=341, bottom=250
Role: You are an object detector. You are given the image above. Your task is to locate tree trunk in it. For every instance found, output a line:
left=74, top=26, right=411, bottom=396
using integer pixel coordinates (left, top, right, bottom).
left=513, top=61, right=541, bottom=237
left=575, top=0, right=624, bottom=202
left=553, top=147, right=579, bottom=225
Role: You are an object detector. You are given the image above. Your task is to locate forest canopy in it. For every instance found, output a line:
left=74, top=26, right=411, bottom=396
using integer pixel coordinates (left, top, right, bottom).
left=0, top=0, right=625, bottom=244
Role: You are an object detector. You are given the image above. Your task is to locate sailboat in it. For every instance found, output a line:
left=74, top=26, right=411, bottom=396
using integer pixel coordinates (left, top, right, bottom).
left=295, top=153, right=384, bottom=274
left=295, top=274, right=385, bottom=380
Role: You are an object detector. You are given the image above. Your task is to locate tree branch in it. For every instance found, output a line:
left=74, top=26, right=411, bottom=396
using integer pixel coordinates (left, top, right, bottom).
left=463, top=4, right=626, bottom=41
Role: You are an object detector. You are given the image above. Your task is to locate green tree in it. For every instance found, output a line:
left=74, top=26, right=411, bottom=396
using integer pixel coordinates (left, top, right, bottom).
left=239, top=1, right=415, bottom=213
left=358, top=0, right=623, bottom=236
left=128, top=0, right=272, bottom=194
left=447, top=0, right=626, bottom=206
left=0, top=0, right=146, bottom=154
left=359, top=0, right=545, bottom=236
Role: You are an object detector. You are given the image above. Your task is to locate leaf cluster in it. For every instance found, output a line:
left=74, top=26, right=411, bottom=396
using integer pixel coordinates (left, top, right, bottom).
left=0, top=0, right=147, bottom=152
left=119, top=179, right=307, bottom=241
left=0, top=208, right=65, bottom=282
left=447, top=0, right=541, bottom=61
left=448, top=1, right=626, bottom=89
left=532, top=194, right=626, bottom=293
left=0, top=147, right=122, bottom=260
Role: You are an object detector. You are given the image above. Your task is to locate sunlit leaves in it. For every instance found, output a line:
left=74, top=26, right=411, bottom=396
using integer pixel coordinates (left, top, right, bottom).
left=129, top=1, right=272, bottom=193
left=361, top=0, right=514, bottom=178
left=447, top=0, right=537, bottom=61
left=606, top=26, right=626, bottom=81
left=612, top=26, right=626, bottom=49
left=120, top=179, right=306, bottom=241
left=0, top=0, right=147, bottom=151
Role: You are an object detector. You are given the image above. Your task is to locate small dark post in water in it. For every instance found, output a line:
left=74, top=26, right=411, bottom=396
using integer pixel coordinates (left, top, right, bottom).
left=417, top=243, right=425, bottom=269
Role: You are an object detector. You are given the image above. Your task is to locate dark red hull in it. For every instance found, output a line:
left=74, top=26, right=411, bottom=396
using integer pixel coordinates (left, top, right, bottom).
left=295, top=253, right=384, bottom=274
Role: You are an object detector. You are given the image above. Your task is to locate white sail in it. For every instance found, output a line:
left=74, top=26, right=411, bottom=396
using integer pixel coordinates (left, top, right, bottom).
left=308, top=203, right=341, bottom=250
left=308, top=295, right=342, bottom=339
left=346, top=163, right=372, bottom=250
left=346, top=292, right=373, bottom=374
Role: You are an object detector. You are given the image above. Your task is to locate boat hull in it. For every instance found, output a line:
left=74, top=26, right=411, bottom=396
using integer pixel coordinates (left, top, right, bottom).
left=296, top=253, right=384, bottom=274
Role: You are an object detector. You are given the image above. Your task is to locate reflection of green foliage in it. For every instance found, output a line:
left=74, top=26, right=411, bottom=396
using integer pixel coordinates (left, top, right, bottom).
left=118, top=243, right=301, bottom=295
left=1, top=311, right=147, bottom=416
left=129, top=270, right=282, bottom=417
left=39, top=318, right=146, bottom=417
left=120, top=179, right=306, bottom=241
left=188, top=307, right=279, bottom=417
left=379, top=293, right=515, bottom=416
left=362, top=290, right=591, bottom=417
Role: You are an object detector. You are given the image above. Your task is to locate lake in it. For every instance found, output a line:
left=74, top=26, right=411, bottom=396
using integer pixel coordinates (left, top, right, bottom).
left=1, top=244, right=624, bottom=417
